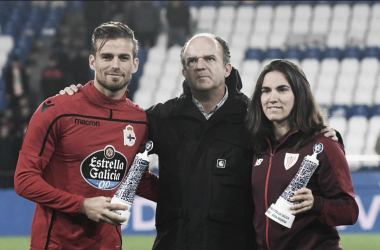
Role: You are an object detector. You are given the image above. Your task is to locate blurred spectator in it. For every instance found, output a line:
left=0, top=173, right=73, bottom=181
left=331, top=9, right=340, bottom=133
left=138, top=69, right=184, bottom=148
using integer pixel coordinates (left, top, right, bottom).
left=0, top=110, right=17, bottom=173
left=376, top=135, right=380, bottom=155
left=166, top=1, right=190, bottom=48
left=103, top=2, right=125, bottom=23
left=130, top=1, right=161, bottom=49
left=111, top=2, right=134, bottom=24
left=70, top=48, right=91, bottom=85
left=12, top=96, right=32, bottom=155
left=84, top=1, right=106, bottom=47
left=41, top=56, right=66, bottom=100
left=52, top=37, right=72, bottom=83
left=5, top=55, right=30, bottom=109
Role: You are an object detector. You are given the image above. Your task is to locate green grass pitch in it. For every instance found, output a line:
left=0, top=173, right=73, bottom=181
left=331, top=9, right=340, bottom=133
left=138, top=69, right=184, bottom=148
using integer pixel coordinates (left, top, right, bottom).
left=0, top=234, right=379, bottom=250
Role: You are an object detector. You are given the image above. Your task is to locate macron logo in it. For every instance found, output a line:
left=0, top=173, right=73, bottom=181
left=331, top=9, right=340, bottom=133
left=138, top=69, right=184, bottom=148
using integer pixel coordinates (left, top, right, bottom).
left=75, top=118, right=100, bottom=127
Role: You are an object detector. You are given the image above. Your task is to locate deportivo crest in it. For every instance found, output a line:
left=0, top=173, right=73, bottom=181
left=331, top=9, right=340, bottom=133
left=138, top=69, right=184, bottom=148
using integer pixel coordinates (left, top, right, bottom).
left=81, top=145, right=128, bottom=190
left=284, top=153, right=299, bottom=170
left=124, top=125, right=136, bottom=146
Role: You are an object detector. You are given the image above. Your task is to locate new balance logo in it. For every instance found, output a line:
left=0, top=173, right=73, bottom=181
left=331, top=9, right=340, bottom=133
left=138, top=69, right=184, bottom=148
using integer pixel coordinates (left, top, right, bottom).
left=75, top=118, right=100, bottom=127
left=254, top=159, right=263, bottom=166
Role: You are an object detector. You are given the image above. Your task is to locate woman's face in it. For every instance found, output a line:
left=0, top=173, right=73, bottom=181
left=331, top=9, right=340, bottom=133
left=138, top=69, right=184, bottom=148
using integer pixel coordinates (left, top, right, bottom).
left=261, top=71, right=295, bottom=129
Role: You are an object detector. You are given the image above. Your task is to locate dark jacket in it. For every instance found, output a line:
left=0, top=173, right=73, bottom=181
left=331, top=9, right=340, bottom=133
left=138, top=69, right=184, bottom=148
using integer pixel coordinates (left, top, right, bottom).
left=252, top=128, right=358, bottom=250
left=146, top=68, right=256, bottom=250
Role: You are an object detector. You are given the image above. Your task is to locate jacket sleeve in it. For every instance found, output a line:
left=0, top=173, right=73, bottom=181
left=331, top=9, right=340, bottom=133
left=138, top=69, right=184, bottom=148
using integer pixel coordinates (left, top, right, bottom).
left=14, top=98, right=85, bottom=214
left=135, top=113, right=158, bottom=202
left=310, top=137, right=359, bottom=226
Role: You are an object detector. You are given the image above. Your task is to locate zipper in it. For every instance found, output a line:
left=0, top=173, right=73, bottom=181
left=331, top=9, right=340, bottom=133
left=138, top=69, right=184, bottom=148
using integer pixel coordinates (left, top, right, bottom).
left=264, top=130, right=298, bottom=250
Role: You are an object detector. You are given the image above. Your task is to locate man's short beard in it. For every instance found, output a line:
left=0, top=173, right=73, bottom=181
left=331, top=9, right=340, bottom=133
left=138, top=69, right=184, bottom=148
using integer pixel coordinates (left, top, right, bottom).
left=96, top=75, right=132, bottom=92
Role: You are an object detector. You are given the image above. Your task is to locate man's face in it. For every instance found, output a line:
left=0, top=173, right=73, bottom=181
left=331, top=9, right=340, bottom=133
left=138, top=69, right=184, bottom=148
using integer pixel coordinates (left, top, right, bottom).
left=89, top=38, right=138, bottom=98
left=182, top=36, right=231, bottom=96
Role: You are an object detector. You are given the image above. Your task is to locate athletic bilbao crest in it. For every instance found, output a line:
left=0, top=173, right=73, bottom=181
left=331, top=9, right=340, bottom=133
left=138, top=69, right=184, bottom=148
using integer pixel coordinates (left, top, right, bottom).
left=284, top=153, right=299, bottom=170
left=81, top=145, right=128, bottom=190
left=124, top=125, right=136, bottom=146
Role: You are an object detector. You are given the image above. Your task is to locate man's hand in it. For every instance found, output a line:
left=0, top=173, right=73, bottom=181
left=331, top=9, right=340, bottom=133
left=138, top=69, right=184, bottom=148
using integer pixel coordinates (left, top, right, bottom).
left=82, top=196, right=128, bottom=225
left=290, top=188, right=314, bottom=215
left=59, top=84, right=82, bottom=96
left=321, top=124, right=338, bottom=141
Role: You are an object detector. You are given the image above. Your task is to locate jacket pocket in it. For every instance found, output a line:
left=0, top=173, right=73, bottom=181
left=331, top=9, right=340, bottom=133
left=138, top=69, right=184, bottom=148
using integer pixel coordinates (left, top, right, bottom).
left=156, top=207, right=183, bottom=226
left=209, top=209, right=246, bottom=227
left=212, top=136, right=251, bottom=176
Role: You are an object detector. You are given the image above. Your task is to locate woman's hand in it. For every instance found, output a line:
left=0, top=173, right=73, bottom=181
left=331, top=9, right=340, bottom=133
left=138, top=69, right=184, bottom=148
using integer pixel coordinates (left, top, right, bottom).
left=290, top=188, right=314, bottom=215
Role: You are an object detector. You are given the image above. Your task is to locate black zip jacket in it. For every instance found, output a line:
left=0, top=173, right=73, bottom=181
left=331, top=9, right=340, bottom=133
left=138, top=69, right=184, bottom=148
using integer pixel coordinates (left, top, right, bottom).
left=146, top=68, right=256, bottom=250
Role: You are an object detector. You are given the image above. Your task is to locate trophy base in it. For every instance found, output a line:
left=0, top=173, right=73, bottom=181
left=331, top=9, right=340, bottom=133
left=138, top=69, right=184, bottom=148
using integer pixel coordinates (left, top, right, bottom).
left=111, top=197, right=132, bottom=226
left=265, top=196, right=295, bottom=228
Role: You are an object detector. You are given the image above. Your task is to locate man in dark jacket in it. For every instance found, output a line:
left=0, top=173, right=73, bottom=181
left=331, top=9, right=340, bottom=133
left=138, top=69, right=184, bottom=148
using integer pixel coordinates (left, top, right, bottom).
left=146, top=34, right=256, bottom=250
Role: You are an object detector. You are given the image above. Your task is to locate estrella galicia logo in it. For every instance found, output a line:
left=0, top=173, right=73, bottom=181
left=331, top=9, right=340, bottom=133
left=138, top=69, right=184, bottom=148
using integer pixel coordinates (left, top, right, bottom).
left=81, top=145, right=128, bottom=190
left=41, top=100, right=55, bottom=113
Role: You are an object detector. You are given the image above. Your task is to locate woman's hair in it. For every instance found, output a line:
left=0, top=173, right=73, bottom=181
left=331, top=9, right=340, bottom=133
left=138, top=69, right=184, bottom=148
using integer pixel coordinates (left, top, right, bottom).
left=245, top=59, right=326, bottom=156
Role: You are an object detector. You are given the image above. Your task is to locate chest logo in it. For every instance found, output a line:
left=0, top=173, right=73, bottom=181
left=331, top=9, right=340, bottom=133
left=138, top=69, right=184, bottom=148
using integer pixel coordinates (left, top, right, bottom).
left=254, top=158, right=263, bottom=166
left=216, top=159, right=226, bottom=168
left=124, top=125, right=136, bottom=146
left=81, top=145, right=128, bottom=190
left=284, top=153, right=299, bottom=170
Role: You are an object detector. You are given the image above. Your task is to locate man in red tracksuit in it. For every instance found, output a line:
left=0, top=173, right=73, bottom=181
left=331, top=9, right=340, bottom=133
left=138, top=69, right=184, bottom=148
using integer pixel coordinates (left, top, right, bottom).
left=14, top=22, right=158, bottom=249
left=252, top=128, right=358, bottom=250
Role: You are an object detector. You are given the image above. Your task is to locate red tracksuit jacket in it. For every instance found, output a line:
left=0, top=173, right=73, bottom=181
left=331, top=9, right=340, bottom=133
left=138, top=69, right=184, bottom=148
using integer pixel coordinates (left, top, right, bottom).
left=14, top=81, right=158, bottom=250
left=252, top=127, right=358, bottom=250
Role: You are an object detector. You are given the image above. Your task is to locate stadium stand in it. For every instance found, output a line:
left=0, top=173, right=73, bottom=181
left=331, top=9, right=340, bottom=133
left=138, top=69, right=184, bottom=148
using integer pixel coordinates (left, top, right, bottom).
left=1, top=1, right=380, bottom=188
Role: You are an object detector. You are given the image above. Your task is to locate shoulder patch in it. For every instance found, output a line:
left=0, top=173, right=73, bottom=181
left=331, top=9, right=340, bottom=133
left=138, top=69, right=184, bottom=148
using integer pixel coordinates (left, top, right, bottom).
left=41, top=100, right=55, bottom=113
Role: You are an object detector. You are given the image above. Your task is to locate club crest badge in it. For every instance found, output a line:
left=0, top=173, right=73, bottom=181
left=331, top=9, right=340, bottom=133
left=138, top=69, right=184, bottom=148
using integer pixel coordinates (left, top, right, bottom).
left=123, top=125, right=136, bottom=146
left=284, top=153, right=299, bottom=170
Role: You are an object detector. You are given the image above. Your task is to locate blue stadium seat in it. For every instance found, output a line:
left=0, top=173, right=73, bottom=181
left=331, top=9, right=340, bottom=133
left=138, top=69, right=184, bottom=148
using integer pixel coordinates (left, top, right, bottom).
left=351, top=104, right=370, bottom=118
left=297, top=1, right=316, bottom=6
left=285, top=47, right=302, bottom=60
left=245, top=48, right=263, bottom=61
left=135, top=48, right=147, bottom=79
left=334, top=1, right=354, bottom=6
left=67, top=1, right=83, bottom=11
left=0, top=2, right=10, bottom=27
left=330, top=105, right=350, bottom=118
left=304, top=47, right=322, bottom=60
left=324, top=48, right=341, bottom=60
left=363, top=47, right=380, bottom=58
left=201, top=1, right=220, bottom=7
left=372, top=104, right=380, bottom=117
left=265, top=48, right=283, bottom=60
left=2, top=21, right=18, bottom=38
left=353, top=1, right=374, bottom=5
left=343, top=46, right=362, bottom=59
left=277, top=1, right=296, bottom=6
left=258, top=1, right=278, bottom=6
left=220, top=1, right=240, bottom=7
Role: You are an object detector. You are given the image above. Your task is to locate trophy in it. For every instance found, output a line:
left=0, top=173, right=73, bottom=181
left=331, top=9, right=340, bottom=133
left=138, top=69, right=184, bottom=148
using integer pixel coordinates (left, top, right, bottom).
left=110, top=141, right=153, bottom=225
left=265, top=142, right=323, bottom=228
